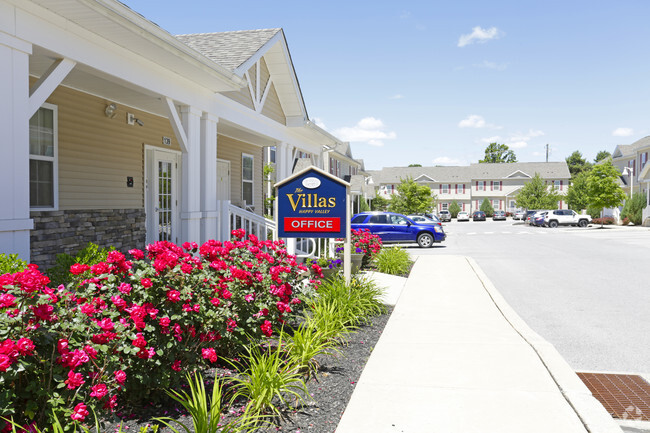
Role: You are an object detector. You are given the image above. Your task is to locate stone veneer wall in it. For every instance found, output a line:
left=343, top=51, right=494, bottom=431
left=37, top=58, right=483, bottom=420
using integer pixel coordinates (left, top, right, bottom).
left=30, top=209, right=146, bottom=270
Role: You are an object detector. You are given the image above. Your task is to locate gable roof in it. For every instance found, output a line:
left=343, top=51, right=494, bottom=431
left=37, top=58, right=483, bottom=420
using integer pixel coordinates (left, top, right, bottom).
left=368, top=162, right=570, bottom=184
left=176, top=29, right=308, bottom=121
left=176, top=29, right=281, bottom=72
left=612, top=136, right=650, bottom=158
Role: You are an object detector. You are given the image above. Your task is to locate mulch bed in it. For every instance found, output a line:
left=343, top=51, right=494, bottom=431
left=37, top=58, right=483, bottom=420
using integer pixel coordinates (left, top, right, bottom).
left=100, top=307, right=393, bottom=433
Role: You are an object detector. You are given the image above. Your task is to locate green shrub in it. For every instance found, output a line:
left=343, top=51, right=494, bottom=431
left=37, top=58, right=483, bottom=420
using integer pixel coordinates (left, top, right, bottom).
left=587, top=205, right=601, bottom=220
left=314, top=275, right=385, bottom=328
left=46, top=242, right=115, bottom=287
left=374, top=247, right=413, bottom=276
left=284, top=320, right=340, bottom=378
left=0, top=254, right=28, bottom=275
left=448, top=201, right=461, bottom=218
left=621, top=191, right=646, bottom=225
left=480, top=198, right=495, bottom=217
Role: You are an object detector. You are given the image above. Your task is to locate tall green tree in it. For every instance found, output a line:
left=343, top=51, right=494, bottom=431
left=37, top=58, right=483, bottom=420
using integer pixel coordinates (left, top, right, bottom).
left=594, top=150, right=611, bottom=163
left=586, top=161, right=626, bottom=227
left=370, top=194, right=389, bottom=211
left=565, top=171, right=590, bottom=211
left=448, top=201, right=461, bottom=218
left=515, top=173, right=561, bottom=210
left=479, top=198, right=495, bottom=217
left=479, top=143, right=517, bottom=163
left=389, top=177, right=435, bottom=214
left=565, top=150, right=592, bottom=178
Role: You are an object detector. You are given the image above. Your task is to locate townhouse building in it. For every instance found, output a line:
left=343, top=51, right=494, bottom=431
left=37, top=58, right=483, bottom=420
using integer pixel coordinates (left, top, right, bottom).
left=369, top=162, right=570, bottom=214
left=610, top=136, right=650, bottom=225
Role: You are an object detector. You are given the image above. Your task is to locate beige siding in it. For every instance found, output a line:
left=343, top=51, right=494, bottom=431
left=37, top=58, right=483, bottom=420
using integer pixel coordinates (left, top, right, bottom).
left=223, top=84, right=255, bottom=110
left=261, top=83, right=285, bottom=124
left=217, top=135, right=264, bottom=216
left=36, top=80, right=180, bottom=210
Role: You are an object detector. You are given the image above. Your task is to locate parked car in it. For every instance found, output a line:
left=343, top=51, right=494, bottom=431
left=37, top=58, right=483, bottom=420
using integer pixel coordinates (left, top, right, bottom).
left=513, top=210, right=526, bottom=220
left=457, top=211, right=470, bottom=222
left=493, top=210, right=506, bottom=221
left=472, top=211, right=486, bottom=221
left=438, top=210, right=451, bottom=222
left=524, top=210, right=538, bottom=225
left=543, top=210, right=592, bottom=228
left=351, top=212, right=446, bottom=248
left=531, top=211, right=549, bottom=227
left=408, top=214, right=443, bottom=228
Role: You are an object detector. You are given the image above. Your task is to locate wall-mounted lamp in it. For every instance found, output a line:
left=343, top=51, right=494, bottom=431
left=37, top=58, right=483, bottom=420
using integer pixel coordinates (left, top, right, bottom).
left=104, top=103, right=117, bottom=118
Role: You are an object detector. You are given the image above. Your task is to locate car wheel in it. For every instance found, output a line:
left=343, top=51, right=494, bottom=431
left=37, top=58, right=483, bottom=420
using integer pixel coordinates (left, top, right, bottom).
left=578, top=219, right=588, bottom=228
left=417, top=233, right=434, bottom=248
left=549, top=220, right=558, bottom=228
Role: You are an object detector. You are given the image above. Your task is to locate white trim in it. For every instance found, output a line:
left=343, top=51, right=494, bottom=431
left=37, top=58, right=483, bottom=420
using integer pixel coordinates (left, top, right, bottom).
left=414, top=174, right=436, bottom=182
left=29, top=102, right=58, bottom=211
left=144, top=145, right=181, bottom=245
left=162, top=98, right=188, bottom=152
left=28, top=58, right=76, bottom=118
left=242, top=152, right=255, bottom=208
left=505, top=169, right=532, bottom=179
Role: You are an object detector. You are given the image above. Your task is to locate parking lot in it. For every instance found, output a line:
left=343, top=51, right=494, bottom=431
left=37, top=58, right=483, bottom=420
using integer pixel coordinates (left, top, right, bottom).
left=406, top=218, right=650, bottom=377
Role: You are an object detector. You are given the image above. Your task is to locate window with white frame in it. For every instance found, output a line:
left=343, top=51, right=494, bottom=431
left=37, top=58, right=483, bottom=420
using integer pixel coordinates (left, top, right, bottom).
left=442, top=184, right=449, bottom=194
left=509, top=200, right=516, bottom=209
left=458, top=184, right=465, bottom=194
left=492, top=199, right=500, bottom=209
left=30, top=104, right=58, bottom=209
left=554, top=180, right=561, bottom=190
left=641, top=152, right=647, bottom=170
left=441, top=203, right=448, bottom=210
left=477, top=181, right=485, bottom=191
left=269, top=146, right=276, bottom=163
left=242, top=153, right=254, bottom=207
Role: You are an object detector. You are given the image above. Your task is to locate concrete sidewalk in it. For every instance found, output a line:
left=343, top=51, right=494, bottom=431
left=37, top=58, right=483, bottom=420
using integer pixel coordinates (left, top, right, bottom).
left=339, top=255, right=622, bottom=433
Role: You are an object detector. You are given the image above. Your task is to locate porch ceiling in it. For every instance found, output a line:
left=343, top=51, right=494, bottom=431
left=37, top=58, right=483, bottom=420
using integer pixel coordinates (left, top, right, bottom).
left=30, top=46, right=169, bottom=117
left=218, top=119, right=277, bottom=147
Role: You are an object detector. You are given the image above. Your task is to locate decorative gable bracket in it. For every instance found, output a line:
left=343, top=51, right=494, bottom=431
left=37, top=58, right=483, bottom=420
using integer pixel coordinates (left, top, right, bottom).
left=244, top=60, right=272, bottom=113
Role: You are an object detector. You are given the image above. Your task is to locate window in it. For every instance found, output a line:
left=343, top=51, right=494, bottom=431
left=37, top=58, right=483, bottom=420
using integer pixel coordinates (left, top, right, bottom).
left=369, top=214, right=388, bottom=224
left=30, top=104, right=58, bottom=209
left=269, top=146, right=276, bottom=163
left=390, top=215, right=409, bottom=225
left=456, top=184, right=465, bottom=194
left=477, top=181, right=485, bottom=191
left=509, top=200, right=516, bottom=209
left=442, top=184, right=449, bottom=194
left=554, top=180, right=561, bottom=190
left=242, top=153, right=254, bottom=207
left=492, top=199, right=500, bottom=209
left=352, top=214, right=367, bottom=224
left=641, top=152, right=648, bottom=170
left=441, top=203, right=449, bottom=211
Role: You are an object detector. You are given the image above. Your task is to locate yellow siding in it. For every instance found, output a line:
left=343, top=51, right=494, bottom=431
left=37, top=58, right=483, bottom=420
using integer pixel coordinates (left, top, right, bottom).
left=260, top=58, right=271, bottom=98
left=223, top=84, right=255, bottom=110
left=217, top=135, right=264, bottom=216
left=35, top=79, right=180, bottom=210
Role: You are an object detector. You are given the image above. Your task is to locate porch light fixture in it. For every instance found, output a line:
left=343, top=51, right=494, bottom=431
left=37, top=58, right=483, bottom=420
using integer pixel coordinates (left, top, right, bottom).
left=104, top=103, right=117, bottom=118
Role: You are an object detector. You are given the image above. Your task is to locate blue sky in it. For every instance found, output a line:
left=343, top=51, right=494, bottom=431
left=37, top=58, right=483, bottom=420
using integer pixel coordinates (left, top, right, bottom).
left=124, top=0, right=650, bottom=170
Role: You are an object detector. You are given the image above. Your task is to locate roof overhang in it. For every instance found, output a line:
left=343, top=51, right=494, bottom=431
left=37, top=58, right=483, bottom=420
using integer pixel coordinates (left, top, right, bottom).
left=505, top=170, right=532, bottom=179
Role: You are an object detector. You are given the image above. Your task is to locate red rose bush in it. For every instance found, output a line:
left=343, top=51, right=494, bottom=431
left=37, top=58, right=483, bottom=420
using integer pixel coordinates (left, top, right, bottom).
left=0, top=230, right=314, bottom=429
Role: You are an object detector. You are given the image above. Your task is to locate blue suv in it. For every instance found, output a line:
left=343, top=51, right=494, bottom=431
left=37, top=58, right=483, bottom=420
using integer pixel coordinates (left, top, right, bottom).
left=351, top=212, right=445, bottom=248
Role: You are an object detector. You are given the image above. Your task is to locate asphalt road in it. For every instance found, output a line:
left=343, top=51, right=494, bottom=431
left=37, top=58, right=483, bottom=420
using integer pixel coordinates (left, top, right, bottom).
left=405, top=219, right=650, bottom=376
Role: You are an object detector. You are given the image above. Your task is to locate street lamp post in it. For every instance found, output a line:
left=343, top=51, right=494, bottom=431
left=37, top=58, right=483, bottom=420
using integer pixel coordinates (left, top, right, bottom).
left=623, top=166, right=634, bottom=197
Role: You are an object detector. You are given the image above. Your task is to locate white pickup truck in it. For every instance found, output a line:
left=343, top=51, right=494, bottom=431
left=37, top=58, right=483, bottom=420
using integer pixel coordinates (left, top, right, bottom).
left=543, top=210, right=592, bottom=228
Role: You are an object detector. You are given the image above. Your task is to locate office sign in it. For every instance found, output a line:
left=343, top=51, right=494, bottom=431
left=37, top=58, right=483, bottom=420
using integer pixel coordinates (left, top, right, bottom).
left=275, top=166, right=349, bottom=238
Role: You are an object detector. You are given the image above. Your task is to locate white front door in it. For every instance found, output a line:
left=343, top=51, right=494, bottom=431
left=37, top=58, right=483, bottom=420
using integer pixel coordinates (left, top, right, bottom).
left=145, top=148, right=180, bottom=245
left=217, top=159, right=230, bottom=201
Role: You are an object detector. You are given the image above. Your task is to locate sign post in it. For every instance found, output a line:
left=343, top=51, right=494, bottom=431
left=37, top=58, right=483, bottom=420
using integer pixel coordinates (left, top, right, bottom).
left=275, top=166, right=351, bottom=283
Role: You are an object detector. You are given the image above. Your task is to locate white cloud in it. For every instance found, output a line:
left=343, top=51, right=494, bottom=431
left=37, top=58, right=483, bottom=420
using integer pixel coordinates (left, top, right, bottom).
left=612, top=127, right=634, bottom=137
left=474, top=60, right=508, bottom=71
left=312, top=117, right=327, bottom=130
left=334, top=117, right=396, bottom=147
left=458, top=115, right=501, bottom=129
left=389, top=94, right=404, bottom=100
left=458, top=26, right=504, bottom=47
left=432, top=156, right=464, bottom=165
left=478, top=129, right=544, bottom=150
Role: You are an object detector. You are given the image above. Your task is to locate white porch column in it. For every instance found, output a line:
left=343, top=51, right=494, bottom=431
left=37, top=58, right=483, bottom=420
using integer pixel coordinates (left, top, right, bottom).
left=200, top=113, right=218, bottom=243
left=276, top=142, right=288, bottom=181
left=180, top=106, right=202, bottom=244
left=0, top=33, right=33, bottom=260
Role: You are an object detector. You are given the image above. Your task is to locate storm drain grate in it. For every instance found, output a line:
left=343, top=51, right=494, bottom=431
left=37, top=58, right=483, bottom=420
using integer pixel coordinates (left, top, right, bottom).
left=577, top=372, right=650, bottom=421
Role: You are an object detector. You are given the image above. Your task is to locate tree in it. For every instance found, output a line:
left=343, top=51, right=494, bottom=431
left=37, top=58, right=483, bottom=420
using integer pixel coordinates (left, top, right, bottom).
left=565, top=150, right=592, bottom=178
left=594, top=150, right=611, bottom=163
left=586, top=161, right=626, bottom=227
left=515, top=173, right=561, bottom=210
left=370, top=194, right=389, bottom=211
left=389, top=177, right=435, bottom=214
left=480, top=198, right=495, bottom=217
left=479, top=143, right=517, bottom=163
left=565, top=171, right=590, bottom=211
left=621, top=191, right=646, bottom=225
left=408, top=163, right=422, bottom=167
left=448, top=201, right=461, bottom=218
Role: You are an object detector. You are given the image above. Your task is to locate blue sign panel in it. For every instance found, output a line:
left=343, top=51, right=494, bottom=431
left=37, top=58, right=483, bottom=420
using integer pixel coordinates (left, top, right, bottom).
left=276, top=167, right=348, bottom=238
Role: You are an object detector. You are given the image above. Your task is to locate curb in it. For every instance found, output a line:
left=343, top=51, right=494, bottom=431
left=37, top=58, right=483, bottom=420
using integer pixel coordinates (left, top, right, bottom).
left=465, top=256, right=623, bottom=433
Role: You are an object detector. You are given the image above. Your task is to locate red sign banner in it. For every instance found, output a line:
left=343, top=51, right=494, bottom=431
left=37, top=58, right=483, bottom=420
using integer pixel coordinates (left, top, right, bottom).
left=283, top=217, right=341, bottom=232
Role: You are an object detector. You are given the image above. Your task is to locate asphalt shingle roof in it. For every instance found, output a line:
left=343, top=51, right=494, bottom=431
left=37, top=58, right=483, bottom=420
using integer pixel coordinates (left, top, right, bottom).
left=176, top=29, right=281, bottom=72
left=368, top=162, right=570, bottom=184
left=613, top=136, right=650, bottom=158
